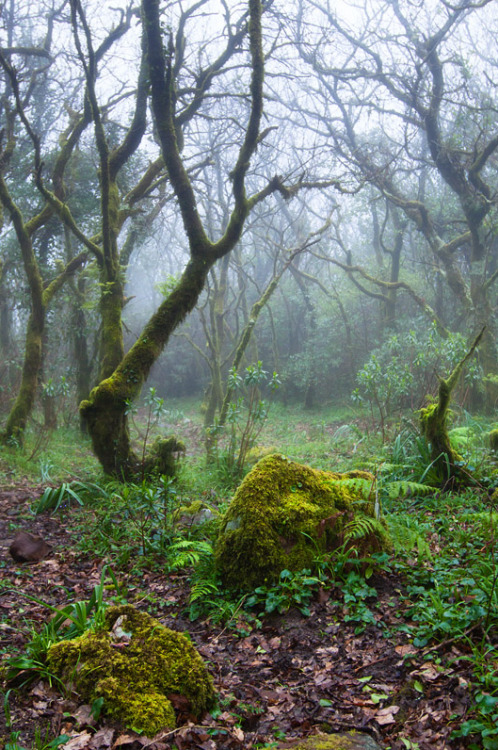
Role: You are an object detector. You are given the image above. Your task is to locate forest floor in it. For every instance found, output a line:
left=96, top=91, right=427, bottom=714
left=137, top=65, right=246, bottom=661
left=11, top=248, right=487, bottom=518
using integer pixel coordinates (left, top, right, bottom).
left=0, top=481, right=480, bottom=750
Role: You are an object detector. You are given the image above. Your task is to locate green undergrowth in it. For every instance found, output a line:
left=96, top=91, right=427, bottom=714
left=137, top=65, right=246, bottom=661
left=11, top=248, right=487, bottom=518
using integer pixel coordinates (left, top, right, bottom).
left=2, top=399, right=498, bottom=747
left=0, top=425, right=100, bottom=485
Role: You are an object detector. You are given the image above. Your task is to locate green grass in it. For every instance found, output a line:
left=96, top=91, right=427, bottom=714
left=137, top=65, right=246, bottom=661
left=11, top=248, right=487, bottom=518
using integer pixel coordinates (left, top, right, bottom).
left=2, top=397, right=497, bottom=748
left=0, top=426, right=101, bottom=486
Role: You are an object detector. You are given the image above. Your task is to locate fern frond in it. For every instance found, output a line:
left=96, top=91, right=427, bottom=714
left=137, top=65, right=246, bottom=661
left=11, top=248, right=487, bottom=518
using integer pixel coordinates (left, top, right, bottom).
left=387, top=516, right=432, bottom=559
left=386, top=480, right=438, bottom=499
left=167, top=539, right=213, bottom=570
left=344, top=515, right=384, bottom=541
left=189, top=580, right=219, bottom=603
left=331, top=477, right=374, bottom=498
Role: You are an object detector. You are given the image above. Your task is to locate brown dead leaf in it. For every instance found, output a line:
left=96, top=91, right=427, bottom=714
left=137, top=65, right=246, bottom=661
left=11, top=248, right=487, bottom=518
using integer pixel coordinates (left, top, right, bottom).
left=89, top=728, right=114, bottom=749
left=73, top=704, right=98, bottom=728
left=375, top=705, right=400, bottom=725
left=231, top=727, right=245, bottom=743
left=394, top=645, right=418, bottom=658
left=61, top=732, right=93, bottom=750
left=112, top=734, right=141, bottom=749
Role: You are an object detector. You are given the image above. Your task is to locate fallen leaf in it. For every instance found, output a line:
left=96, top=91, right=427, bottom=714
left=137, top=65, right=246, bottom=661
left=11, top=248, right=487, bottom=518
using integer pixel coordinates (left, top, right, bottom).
left=231, top=726, right=245, bottom=742
left=89, top=728, right=114, bottom=749
left=395, top=645, right=418, bottom=657
left=375, top=705, right=400, bottom=725
left=112, top=734, right=140, bottom=749
left=73, top=704, right=96, bottom=728
left=61, top=732, right=93, bottom=750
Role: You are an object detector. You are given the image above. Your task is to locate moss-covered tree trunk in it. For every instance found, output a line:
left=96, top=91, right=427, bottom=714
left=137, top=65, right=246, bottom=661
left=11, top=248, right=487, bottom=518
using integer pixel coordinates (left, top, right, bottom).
left=0, top=173, right=85, bottom=443
left=80, top=0, right=285, bottom=477
left=419, top=327, right=485, bottom=483
left=81, top=256, right=212, bottom=475
left=3, top=311, right=44, bottom=442
left=0, top=259, right=18, bottom=391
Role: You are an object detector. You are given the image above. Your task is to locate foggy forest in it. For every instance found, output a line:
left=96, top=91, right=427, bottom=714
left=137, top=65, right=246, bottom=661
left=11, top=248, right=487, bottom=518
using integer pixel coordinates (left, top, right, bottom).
left=0, top=0, right=497, bottom=748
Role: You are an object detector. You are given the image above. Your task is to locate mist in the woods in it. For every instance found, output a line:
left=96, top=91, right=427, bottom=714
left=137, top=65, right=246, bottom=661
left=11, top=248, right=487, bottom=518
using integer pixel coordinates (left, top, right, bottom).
left=0, top=1, right=497, bottom=748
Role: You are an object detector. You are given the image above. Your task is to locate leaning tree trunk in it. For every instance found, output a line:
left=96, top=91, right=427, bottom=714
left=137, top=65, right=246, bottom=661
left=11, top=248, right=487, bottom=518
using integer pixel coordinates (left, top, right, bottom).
left=80, top=256, right=211, bottom=476
left=419, top=327, right=485, bottom=485
left=81, top=0, right=284, bottom=477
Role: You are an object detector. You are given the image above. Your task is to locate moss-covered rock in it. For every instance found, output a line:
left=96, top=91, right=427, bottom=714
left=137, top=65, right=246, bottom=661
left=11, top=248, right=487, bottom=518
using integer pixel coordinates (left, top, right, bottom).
left=275, top=730, right=383, bottom=749
left=46, top=604, right=215, bottom=736
left=215, top=454, right=391, bottom=591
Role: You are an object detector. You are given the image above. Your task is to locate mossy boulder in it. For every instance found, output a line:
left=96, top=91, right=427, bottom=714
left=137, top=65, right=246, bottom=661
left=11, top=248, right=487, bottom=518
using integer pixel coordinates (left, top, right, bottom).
left=215, top=454, right=391, bottom=591
left=275, top=730, right=383, bottom=749
left=46, top=604, right=215, bottom=736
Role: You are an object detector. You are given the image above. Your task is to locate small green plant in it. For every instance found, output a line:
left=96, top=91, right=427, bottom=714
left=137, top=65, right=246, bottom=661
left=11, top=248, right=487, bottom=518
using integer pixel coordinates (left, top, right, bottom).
left=125, top=387, right=184, bottom=480
left=73, top=475, right=181, bottom=564
left=4, top=726, right=70, bottom=750
left=166, top=539, right=244, bottom=625
left=352, top=325, right=482, bottom=439
left=245, top=568, right=323, bottom=617
left=208, top=362, right=280, bottom=483
left=5, top=567, right=120, bottom=688
left=340, top=571, right=380, bottom=633
left=33, top=480, right=105, bottom=514
left=452, top=691, right=498, bottom=749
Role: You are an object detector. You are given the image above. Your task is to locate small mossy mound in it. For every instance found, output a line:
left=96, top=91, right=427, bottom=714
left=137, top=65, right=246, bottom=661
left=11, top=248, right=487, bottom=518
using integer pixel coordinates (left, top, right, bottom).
left=215, top=454, right=391, bottom=591
left=46, top=604, right=215, bottom=736
left=275, top=730, right=383, bottom=749
left=489, top=429, right=498, bottom=452
left=143, top=435, right=186, bottom=477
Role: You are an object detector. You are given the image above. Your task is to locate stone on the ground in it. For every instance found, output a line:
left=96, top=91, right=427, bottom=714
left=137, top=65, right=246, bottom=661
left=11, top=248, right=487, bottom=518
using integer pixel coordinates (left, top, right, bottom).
left=215, top=453, right=391, bottom=590
left=276, top=731, right=383, bottom=749
left=47, top=604, right=216, bottom=736
left=9, top=530, right=52, bottom=562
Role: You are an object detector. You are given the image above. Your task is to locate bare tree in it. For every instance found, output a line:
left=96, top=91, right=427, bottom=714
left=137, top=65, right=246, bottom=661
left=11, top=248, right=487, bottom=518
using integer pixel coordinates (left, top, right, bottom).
left=289, top=0, right=498, bottom=408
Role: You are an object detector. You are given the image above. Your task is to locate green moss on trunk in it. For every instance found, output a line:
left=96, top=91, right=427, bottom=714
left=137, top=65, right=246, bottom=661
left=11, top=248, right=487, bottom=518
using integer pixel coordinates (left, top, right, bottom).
left=419, top=327, right=485, bottom=483
left=2, top=312, right=43, bottom=444
left=489, top=429, right=498, bottom=452
left=81, top=257, right=211, bottom=476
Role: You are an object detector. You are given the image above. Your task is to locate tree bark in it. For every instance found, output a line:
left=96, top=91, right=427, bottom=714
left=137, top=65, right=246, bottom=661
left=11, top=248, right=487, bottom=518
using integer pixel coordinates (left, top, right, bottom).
left=419, top=327, right=485, bottom=484
left=80, top=255, right=212, bottom=475
left=80, top=0, right=273, bottom=476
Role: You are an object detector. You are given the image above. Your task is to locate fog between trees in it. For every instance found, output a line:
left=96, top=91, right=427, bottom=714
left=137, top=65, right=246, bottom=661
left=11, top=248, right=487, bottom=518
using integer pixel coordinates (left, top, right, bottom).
left=0, top=0, right=496, bottom=475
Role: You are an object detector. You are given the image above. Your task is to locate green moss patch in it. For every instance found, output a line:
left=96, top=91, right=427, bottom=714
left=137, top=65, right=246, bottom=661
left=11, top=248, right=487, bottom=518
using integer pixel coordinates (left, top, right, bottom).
left=46, top=604, right=215, bottom=736
left=275, top=730, right=382, bottom=749
left=489, top=429, right=498, bottom=452
left=215, top=454, right=390, bottom=591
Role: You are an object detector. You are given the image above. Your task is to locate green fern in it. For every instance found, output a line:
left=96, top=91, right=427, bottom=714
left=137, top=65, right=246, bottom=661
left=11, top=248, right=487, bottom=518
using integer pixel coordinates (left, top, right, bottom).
left=331, top=477, right=374, bottom=498
left=386, top=480, right=438, bottom=499
left=332, top=475, right=437, bottom=502
left=189, top=579, right=219, bottom=603
left=166, top=539, right=213, bottom=570
left=344, top=515, right=384, bottom=542
left=387, top=516, right=432, bottom=559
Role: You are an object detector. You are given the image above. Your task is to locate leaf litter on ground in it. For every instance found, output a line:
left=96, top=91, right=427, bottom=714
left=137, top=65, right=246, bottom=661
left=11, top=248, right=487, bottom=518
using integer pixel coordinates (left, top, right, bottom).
left=0, top=486, right=483, bottom=750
